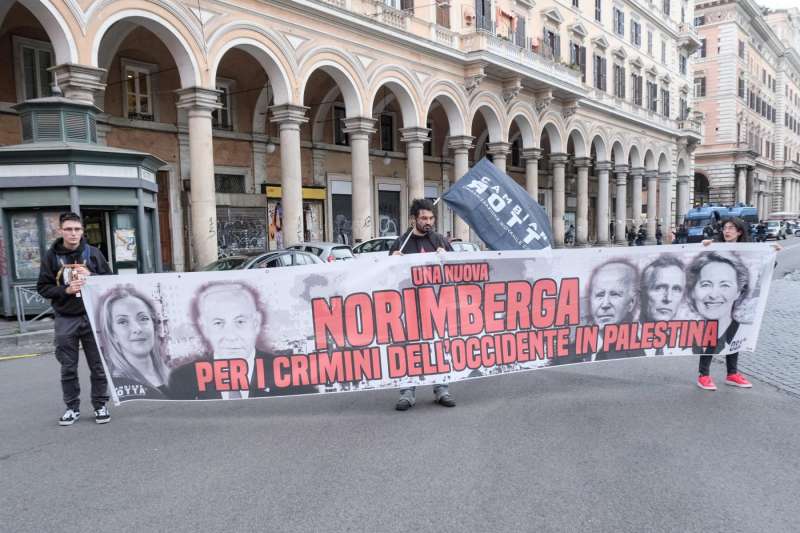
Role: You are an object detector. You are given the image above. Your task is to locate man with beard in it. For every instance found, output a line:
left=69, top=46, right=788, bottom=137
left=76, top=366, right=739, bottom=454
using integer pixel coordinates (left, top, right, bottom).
left=640, top=255, right=687, bottom=356
left=389, top=198, right=455, bottom=411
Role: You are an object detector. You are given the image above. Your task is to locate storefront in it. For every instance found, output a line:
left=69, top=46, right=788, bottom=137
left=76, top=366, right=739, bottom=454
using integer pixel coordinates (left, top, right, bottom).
left=0, top=97, right=164, bottom=316
left=263, top=185, right=325, bottom=249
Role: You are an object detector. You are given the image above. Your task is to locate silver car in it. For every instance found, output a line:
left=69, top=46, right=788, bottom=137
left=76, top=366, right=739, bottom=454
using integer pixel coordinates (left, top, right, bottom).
left=200, top=250, right=323, bottom=271
left=288, top=241, right=355, bottom=262
left=352, top=236, right=397, bottom=255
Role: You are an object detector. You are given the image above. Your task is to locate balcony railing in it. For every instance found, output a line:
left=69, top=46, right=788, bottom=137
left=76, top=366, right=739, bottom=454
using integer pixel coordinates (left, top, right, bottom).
left=678, top=23, right=701, bottom=53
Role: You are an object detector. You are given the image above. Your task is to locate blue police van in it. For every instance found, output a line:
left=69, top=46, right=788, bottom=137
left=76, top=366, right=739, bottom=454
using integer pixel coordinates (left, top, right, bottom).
left=683, top=204, right=758, bottom=242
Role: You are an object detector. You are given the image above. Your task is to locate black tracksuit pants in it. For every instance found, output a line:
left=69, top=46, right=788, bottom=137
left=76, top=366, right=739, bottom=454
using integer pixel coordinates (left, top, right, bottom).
left=698, top=352, right=739, bottom=376
left=54, top=313, right=109, bottom=410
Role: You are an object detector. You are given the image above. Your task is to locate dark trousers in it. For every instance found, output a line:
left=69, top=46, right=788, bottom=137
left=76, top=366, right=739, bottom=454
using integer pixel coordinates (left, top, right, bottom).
left=54, top=313, right=108, bottom=410
left=698, top=352, right=739, bottom=376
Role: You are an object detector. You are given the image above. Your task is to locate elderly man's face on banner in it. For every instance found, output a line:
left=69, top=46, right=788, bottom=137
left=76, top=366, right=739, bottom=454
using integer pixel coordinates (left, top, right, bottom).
left=589, top=263, right=637, bottom=326
left=197, top=286, right=262, bottom=359
left=646, top=265, right=686, bottom=321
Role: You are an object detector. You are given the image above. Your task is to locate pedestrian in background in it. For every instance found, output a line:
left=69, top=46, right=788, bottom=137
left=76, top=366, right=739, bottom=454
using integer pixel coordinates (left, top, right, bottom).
left=37, top=212, right=112, bottom=425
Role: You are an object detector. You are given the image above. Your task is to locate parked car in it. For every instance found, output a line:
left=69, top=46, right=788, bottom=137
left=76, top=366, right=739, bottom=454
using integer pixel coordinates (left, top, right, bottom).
left=765, top=221, right=787, bottom=240
left=201, top=250, right=323, bottom=271
left=288, top=241, right=355, bottom=262
left=352, top=236, right=397, bottom=255
left=450, top=239, right=481, bottom=252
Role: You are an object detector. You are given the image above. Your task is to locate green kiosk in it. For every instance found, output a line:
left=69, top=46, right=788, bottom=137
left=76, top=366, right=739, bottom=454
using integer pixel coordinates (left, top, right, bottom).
left=0, top=96, right=164, bottom=317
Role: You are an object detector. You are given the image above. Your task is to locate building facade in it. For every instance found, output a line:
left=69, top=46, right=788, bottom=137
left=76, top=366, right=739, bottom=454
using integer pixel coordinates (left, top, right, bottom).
left=693, top=0, right=800, bottom=217
left=0, top=0, right=700, bottom=276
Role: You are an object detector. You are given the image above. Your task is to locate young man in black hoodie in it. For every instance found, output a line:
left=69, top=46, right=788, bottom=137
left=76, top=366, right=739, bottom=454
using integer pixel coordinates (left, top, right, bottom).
left=37, top=212, right=112, bottom=425
left=389, top=198, right=456, bottom=411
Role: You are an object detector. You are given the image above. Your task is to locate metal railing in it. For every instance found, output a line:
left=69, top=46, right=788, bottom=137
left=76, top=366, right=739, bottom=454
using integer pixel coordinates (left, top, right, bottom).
left=14, top=284, right=52, bottom=333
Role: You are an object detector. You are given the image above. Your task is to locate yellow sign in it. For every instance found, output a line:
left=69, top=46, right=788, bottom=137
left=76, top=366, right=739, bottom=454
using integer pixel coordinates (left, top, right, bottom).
left=265, top=186, right=326, bottom=200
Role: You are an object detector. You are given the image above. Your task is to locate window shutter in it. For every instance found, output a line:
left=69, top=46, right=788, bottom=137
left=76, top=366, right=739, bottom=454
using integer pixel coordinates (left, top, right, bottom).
left=554, top=34, right=561, bottom=60
left=580, top=46, right=586, bottom=82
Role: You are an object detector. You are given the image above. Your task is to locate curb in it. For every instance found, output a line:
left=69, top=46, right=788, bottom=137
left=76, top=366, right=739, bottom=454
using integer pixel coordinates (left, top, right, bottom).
left=0, top=328, right=54, bottom=350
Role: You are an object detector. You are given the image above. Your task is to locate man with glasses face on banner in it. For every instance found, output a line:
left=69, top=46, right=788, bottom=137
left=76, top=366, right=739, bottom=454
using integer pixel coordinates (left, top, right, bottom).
left=37, top=212, right=112, bottom=426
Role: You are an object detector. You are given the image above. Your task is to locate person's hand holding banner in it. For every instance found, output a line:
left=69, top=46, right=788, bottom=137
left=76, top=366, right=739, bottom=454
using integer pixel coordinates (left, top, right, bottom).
left=441, top=157, right=553, bottom=250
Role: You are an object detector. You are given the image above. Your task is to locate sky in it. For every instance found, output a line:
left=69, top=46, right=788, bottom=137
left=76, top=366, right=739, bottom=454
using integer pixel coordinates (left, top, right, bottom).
left=760, top=0, right=800, bottom=9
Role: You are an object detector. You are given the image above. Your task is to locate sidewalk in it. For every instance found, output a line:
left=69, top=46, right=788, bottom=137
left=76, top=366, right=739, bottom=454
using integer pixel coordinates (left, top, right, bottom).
left=0, top=316, right=54, bottom=357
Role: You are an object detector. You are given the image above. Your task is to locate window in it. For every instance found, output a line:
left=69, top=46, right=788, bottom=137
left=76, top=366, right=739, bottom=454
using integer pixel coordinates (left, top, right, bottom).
left=543, top=28, right=561, bottom=60
left=679, top=96, right=688, bottom=120
left=679, top=54, right=687, bottom=75
left=647, top=81, right=658, bottom=112
left=613, top=8, right=625, bottom=36
left=661, top=40, right=667, bottom=64
left=662, top=0, right=670, bottom=16
left=380, top=113, right=394, bottom=152
left=762, top=69, right=766, bottom=84
left=631, top=21, right=641, bottom=47
left=631, top=73, right=643, bottom=106
left=123, top=61, right=155, bottom=121
left=694, top=77, right=706, bottom=97
left=595, top=0, right=602, bottom=22
left=594, top=54, right=607, bottom=91
left=514, top=16, right=526, bottom=47
left=613, top=64, right=626, bottom=98
left=212, top=80, right=234, bottom=130
left=14, top=37, right=53, bottom=101
left=572, top=0, right=579, bottom=7
left=333, top=105, right=348, bottom=146
left=699, top=39, right=707, bottom=58
left=570, top=42, right=587, bottom=82
left=738, top=40, right=745, bottom=59
left=660, top=88, right=670, bottom=117
left=214, top=174, right=246, bottom=194
left=694, top=15, right=705, bottom=26
left=435, top=0, right=450, bottom=27
left=647, top=31, right=653, bottom=55
left=738, top=77, right=745, bottom=99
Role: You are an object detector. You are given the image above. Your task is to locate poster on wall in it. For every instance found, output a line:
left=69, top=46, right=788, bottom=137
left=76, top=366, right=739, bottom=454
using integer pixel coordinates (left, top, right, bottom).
left=11, top=214, right=42, bottom=279
left=114, top=229, right=137, bottom=262
left=267, top=200, right=283, bottom=251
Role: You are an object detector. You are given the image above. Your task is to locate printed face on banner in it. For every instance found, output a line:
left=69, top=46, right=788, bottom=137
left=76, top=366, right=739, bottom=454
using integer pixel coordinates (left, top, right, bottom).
left=691, top=262, right=740, bottom=321
left=195, top=284, right=263, bottom=359
left=588, top=262, right=637, bottom=326
left=645, top=265, right=685, bottom=321
left=109, top=296, right=155, bottom=360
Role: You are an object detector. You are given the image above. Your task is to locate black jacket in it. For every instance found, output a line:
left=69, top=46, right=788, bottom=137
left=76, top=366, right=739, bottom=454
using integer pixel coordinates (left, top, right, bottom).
left=388, top=229, right=453, bottom=255
left=36, top=238, right=111, bottom=316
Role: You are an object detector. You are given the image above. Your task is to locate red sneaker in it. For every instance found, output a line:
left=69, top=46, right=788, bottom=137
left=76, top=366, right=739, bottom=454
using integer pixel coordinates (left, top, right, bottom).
left=697, top=375, right=717, bottom=391
left=725, top=373, right=752, bottom=388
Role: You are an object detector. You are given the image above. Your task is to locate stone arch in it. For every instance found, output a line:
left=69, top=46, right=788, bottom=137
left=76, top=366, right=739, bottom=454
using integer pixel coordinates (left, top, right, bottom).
left=368, top=73, right=422, bottom=129
left=566, top=127, right=588, bottom=158
left=628, top=145, right=643, bottom=168
left=207, top=27, right=297, bottom=107
left=657, top=152, right=670, bottom=173
left=644, top=149, right=657, bottom=171
left=298, top=50, right=365, bottom=117
left=677, top=157, right=689, bottom=176
left=590, top=134, right=609, bottom=161
left=422, top=82, right=468, bottom=137
left=611, top=140, right=625, bottom=164
left=507, top=102, right=537, bottom=148
left=9, top=0, right=79, bottom=64
left=88, top=7, right=203, bottom=88
left=540, top=121, right=564, bottom=153
left=469, top=93, right=506, bottom=142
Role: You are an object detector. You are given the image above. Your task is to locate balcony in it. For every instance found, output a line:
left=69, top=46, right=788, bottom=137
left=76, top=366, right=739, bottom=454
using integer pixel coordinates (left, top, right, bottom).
left=460, top=22, right=582, bottom=91
left=678, top=23, right=701, bottom=54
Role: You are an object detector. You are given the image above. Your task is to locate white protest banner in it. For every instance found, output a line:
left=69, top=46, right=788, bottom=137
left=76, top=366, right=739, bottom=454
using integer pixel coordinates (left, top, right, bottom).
left=82, top=244, right=775, bottom=404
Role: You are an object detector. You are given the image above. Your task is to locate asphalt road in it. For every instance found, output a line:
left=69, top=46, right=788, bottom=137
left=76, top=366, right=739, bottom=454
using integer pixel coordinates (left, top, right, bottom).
left=2, top=241, right=800, bottom=533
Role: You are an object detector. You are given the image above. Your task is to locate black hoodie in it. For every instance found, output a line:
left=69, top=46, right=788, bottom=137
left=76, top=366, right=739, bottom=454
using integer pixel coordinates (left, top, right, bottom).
left=37, top=238, right=111, bottom=316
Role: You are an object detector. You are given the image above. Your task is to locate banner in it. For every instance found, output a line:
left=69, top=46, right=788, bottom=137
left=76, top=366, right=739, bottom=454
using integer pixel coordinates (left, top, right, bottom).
left=82, top=244, right=776, bottom=404
left=441, top=157, right=553, bottom=250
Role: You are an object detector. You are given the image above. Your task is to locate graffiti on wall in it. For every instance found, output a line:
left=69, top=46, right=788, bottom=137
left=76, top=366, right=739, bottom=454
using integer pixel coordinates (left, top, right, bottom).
left=216, top=208, right=268, bottom=258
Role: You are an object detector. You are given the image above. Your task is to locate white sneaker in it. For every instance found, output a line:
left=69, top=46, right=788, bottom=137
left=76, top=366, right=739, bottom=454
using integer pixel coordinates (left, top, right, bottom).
left=59, top=409, right=80, bottom=426
left=94, top=405, right=110, bottom=424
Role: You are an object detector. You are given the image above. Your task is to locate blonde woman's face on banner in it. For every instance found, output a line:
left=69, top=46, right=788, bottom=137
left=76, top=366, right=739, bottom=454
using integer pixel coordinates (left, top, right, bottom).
left=692, top=262, right=739, bottom=320
left=110, top=296, right=155, bottom=359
